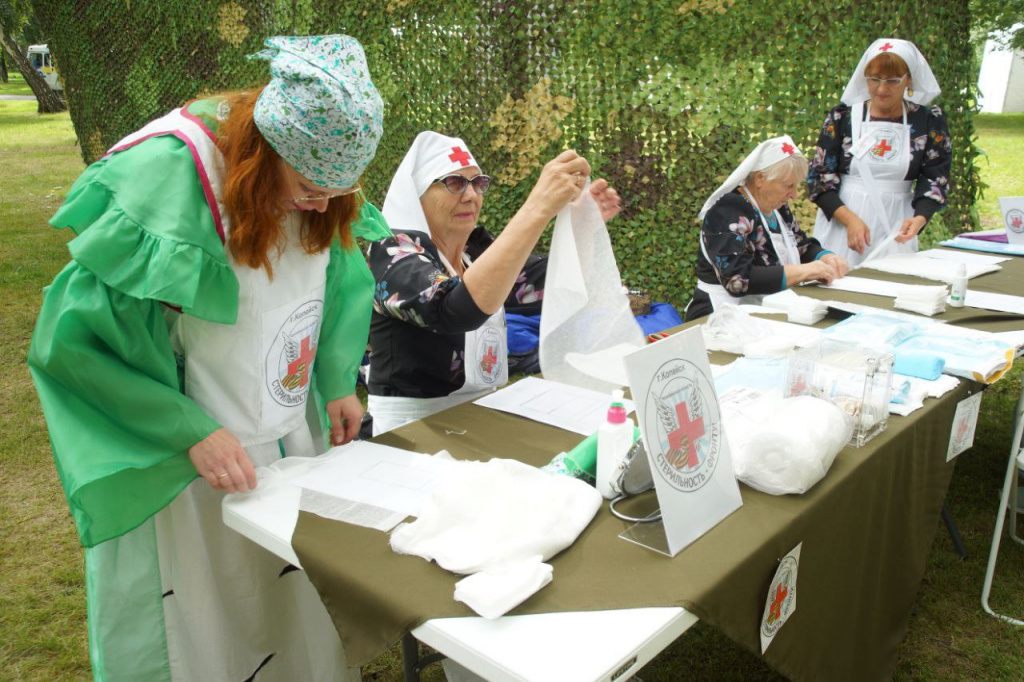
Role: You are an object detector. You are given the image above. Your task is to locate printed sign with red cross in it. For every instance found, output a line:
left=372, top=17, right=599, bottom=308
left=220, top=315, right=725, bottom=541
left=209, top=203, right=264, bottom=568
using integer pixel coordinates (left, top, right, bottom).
left=760, top=543, right=802, bottom=653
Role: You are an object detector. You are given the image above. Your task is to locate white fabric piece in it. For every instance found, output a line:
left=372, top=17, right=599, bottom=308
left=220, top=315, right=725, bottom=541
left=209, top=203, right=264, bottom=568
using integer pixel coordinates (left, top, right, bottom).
left=540, top=186, right=645, bottom=391
left=699, top=135, right=804, bottom=220
left=454, top=557, right=554, bottom=620
left=701, top=305, right=820, bottom=357
left=894, top=284, right=948, bottom=316
left=840, top=38, right=942, bottom=106
left=723, top=395, right=854, bottom=495
left=888, top=373, right=960, bottom=416
left=390, top=458, right=601, bottom=619
left=859, top=254, right=1001, bottom=284
left=381, top=130, right=479, bottom=235
left=761, top=290, right=829, bottom=325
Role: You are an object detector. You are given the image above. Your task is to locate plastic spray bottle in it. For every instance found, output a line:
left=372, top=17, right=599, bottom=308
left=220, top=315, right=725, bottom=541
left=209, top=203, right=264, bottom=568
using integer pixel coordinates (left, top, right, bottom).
left=948, top=262, right=967, bottom=308
left=597, top=390, right=634, bottom=500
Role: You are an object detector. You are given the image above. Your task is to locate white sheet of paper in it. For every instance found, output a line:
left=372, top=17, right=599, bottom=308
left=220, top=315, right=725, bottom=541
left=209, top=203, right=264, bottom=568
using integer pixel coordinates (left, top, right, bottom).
left=473, top=376, right=635, bottom=435
left=918, top=249, right=1010, bottom=266
left=963, top=290, right=1024, bottom=315
left=623, top=326, right=743, bottom=557
left=820, top=275, right=905, bottom=297
left=947, top=392, right=983, bottom=461
left=291, top=441, right=456, bottom=518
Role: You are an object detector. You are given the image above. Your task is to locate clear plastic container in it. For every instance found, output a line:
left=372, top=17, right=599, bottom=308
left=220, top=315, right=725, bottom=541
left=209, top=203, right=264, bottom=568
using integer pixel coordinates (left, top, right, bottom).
left=785, top=340, right=894, bottom=447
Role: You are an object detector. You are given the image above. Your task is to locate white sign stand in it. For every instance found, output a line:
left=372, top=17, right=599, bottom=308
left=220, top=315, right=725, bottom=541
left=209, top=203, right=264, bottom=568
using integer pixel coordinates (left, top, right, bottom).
left=998, top=196, right=1024, bottom=245
left=621, top=327, right=743, bottom=557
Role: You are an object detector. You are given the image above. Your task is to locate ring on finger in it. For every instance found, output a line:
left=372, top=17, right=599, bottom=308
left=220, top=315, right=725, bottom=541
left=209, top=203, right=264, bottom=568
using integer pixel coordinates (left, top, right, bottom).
left=217, top=473, right=229, bottom=479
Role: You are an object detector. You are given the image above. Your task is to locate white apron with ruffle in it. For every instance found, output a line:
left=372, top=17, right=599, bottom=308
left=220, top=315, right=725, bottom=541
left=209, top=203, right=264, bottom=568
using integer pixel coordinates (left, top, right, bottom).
left=814, top=100, right=915, bottom=268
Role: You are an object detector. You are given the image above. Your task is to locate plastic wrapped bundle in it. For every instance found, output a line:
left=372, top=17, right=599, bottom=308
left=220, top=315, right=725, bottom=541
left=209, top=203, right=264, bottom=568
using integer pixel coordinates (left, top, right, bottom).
left=724, top=395, right=854, bottom=495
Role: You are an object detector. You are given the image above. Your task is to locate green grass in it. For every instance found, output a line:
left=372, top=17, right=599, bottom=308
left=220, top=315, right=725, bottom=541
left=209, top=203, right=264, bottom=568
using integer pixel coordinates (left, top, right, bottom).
left=0, top=72, right=36, bottom=97
left=975, top=113, right=1024, bottom=230
left=2, top=104, right=1023, bottom=680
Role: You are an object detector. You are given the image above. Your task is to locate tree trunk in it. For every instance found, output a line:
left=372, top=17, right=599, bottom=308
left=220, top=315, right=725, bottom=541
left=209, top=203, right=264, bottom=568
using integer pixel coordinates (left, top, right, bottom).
left=1, top=51, right=8, bottom=83
left=0, top=30, right=66, bottom=113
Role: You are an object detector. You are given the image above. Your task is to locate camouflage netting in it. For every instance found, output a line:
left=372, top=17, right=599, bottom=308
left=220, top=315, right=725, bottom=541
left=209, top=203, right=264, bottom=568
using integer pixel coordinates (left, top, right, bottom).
left=34, top=0, right=980, bottom=307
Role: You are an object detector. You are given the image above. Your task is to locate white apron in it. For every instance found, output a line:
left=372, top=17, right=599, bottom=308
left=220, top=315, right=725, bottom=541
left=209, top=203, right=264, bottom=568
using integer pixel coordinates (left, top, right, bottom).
left=696, top=186, right=801, bottom=313
left=84, top=109, right=356, bottom=682
left=369, top=249, right=508, bottom=436
left=814, top=100, right=915, bottom=268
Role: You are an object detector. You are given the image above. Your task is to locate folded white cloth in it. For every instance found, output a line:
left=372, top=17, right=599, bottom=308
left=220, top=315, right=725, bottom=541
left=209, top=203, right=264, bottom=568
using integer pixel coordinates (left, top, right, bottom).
left=454, top=556, right=553, bottom=620
left=390, top=458, right=602, bottom=618
left=761, top=290, right=829, bottom=325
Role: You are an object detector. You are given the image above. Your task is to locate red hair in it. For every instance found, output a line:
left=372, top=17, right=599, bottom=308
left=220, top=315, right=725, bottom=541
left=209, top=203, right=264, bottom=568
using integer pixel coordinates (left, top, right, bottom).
left=217, top=88, right=359, bottom=277
left=865, top=53, right=909, bottom=79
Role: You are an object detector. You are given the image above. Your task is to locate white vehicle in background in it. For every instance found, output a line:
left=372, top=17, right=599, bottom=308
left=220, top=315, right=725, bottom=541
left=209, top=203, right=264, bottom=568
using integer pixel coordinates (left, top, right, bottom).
left=27, top=44, right=62, bottom=92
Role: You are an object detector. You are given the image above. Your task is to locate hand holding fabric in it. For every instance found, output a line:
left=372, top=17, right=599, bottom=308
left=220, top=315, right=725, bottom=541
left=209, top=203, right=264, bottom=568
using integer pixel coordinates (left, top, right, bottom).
left=523, top=150, right=591, bottom=222
left=327, top=393, right=363, bottom=446
left=820, top=253, right=851, bottom=278
left=588, top=178, right=621, bottom=222
left=785, top=260, right=839, bottom=287
left=188, top=428, right=258, bottom=493
left=840, top=210, right=871, bottom=254
left=895, top=215, right=927, bottom=243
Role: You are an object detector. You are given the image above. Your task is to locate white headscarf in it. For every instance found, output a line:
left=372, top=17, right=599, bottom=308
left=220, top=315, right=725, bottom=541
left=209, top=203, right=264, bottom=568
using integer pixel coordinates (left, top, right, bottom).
left=698, top=135, right=804, bottom=220
left=840, top=38, right=941, bottom=107
left=381, top=131, right=481, bottom=236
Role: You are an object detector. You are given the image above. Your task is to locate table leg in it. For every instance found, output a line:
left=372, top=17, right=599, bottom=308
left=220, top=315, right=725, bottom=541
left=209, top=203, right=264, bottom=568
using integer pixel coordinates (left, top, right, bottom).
left=942, top=504, right=968, bottom=559
left=402, top=632, right=447, bottom=681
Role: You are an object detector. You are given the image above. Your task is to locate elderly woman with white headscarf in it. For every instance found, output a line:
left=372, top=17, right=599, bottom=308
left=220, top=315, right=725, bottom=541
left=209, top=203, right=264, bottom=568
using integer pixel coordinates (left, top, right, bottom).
left=365, top=132, right=621, bottom=435
left=685, top=136, right=850, bottom=321
left=29, top=35, right=384, bottom=681
left=808, top=38, right=951, bottom=267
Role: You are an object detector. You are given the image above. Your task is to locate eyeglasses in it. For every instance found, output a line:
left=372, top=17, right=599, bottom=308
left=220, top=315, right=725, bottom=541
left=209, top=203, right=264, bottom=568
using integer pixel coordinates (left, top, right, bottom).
left=291, top=185, right=362, bottom=203
left=866, top=75, right=907, bottom=87
left=432, top=174, right=492, bottom=195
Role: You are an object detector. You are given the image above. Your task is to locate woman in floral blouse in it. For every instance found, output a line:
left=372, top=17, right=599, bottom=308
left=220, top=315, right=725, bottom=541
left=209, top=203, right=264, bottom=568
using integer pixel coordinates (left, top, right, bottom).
left=365, top=131, right=621, bottom=435
left=685, top=136, right=849, bottom=321
left=807, top=38, right=952, bottom=267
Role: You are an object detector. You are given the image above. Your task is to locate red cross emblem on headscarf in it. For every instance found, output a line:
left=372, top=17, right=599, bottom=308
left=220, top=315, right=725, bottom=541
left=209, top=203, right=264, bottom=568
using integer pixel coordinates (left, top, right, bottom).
left=768, top=583, right=789, bottom=623
left=667, top=401, right=705, bottom=470
left=449, top=146, right=472, bottom=167
left=481, top=345, right=498, bottom=373
left=879, top=42, right=894, bottom=52
left=781, top=142, right=796, bottom=156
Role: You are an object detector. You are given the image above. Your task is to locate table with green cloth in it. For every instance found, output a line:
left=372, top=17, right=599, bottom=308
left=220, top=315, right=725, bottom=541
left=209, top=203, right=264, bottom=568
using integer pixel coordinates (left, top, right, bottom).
left=291, top=248, right=1022, bottom=681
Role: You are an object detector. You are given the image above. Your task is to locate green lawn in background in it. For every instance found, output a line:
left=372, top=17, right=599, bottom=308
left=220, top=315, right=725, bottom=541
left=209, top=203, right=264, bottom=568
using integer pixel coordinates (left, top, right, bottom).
left=1, top=100, right=1022, bottom=680
left=0, top=71, right=37, bottom=97
left=975, top=113, right=1024, bottom=230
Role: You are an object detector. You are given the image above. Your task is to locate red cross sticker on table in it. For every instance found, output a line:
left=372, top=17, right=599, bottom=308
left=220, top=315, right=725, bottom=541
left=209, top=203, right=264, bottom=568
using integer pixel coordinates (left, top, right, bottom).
left=449, top=146, right=472, bottom=167
left=781, top=142, right=796, bottom=156
left=287, top=337, right=317, bottom=388
left=667, top=401, right=705, bottom=470
left=481, top=345, right=498, bottom=374
left=873, top=139, right=893, bottom=157
left=768, top=583, right=789, bottom=623
left=879, top=42, right=894, bottom=52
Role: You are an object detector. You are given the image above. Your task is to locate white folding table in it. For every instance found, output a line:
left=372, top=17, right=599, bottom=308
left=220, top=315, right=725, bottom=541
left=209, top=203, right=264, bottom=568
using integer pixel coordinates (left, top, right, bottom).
left=223, top=475, right=698, bottom=682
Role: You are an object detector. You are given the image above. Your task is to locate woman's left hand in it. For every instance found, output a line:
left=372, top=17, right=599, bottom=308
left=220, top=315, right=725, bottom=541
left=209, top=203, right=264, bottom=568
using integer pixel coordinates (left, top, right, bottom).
left=326, top=393, right=363, bottom=446
left=895, top=215, right=927, bottom=243
left=589, top=178, right=622, bottom=222
left=820, top=253, right=851, bottom=278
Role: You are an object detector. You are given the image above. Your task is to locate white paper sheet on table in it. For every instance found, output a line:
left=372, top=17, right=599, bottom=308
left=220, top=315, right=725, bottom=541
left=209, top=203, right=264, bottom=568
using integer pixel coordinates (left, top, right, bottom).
left=291, top=441, right=456, bottom=518
left=473, top=376, right=635, bottom=435
left=964, top=290, right=1024, bottom=315
left=918, top=249, right=1010, bottom=266
left=820, top=276, right=910, bottom=297
left=858, top=254, right=1001, bottom=283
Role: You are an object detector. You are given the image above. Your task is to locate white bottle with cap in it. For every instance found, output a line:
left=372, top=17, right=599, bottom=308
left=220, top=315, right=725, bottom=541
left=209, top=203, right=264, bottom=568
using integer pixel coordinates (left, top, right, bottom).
left=596, top=389, right=634, bottom=500
left=948, top=262, right=967, bottom=308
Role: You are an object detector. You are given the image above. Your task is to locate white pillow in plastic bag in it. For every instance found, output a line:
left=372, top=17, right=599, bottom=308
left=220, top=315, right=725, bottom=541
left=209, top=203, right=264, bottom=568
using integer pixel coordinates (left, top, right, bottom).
left=723, top=395, right=854, bottom=495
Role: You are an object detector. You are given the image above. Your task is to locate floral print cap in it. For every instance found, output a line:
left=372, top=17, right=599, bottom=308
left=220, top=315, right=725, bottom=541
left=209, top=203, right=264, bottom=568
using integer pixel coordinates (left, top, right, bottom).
left=250, top=35, right=384, bottom=189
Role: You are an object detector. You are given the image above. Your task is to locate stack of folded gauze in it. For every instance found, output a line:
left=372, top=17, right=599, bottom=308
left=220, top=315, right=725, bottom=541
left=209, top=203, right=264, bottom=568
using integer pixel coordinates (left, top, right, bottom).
left=893, top=283, right=948, bottom=316
left=390, top=458, right=602, bottom=619
left=761, top=290, right=829, bottom=325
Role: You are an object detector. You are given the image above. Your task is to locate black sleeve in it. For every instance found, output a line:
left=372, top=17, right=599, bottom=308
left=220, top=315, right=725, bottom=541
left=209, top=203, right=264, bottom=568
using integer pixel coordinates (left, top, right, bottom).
left=700, top=193, right=785, bottom=297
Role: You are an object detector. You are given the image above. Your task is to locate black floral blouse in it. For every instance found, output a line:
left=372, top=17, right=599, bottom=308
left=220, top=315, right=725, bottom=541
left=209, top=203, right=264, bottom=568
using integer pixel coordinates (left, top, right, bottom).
left=807, top=102, right=952, bottom=223
left=686, top=191, right=827, bottom=321
left=366, top=226, right=545, bottom=398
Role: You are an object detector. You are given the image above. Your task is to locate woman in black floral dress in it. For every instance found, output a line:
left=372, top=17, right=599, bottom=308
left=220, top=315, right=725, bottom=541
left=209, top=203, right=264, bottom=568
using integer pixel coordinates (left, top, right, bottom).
left=365, top=131, right=621, bottom=435
left=686, top=136, right=849, bottom=321
left=807, top=38, right=951, bottom=267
